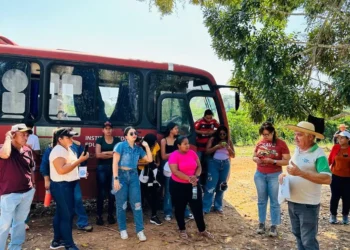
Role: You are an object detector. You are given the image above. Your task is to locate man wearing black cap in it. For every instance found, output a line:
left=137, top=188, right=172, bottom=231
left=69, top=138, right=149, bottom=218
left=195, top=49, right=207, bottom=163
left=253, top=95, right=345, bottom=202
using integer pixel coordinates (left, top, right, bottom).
left=0, top=124, right=36, bottom=249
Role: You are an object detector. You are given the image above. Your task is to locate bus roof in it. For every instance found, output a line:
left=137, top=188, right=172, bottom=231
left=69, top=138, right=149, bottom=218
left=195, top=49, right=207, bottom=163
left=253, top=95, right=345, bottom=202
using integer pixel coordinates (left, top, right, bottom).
left=0, top=37, right=217, bottom=84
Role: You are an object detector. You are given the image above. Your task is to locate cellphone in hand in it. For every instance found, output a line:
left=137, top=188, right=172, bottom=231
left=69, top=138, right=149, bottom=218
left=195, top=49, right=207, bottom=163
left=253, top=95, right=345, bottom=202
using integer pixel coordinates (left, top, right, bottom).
left=83, top=145, right=89, bottom=156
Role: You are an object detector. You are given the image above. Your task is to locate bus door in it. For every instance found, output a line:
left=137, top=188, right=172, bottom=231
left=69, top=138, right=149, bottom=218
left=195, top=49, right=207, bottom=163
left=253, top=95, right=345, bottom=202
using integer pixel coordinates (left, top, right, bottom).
left=157, top=93, right=196, bottom=146
left=187, top=91, right=222, bottom=125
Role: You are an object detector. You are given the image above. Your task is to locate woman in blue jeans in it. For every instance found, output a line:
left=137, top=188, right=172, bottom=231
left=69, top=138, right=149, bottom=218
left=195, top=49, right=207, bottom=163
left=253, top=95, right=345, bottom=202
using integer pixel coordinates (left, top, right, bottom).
left=49, top=128, right=89, bottom=250
left=252, top=122, right=290, bottom=237
left=203, top=126, right=235, bottom=214
left=112, top=126, right=152, bottom=241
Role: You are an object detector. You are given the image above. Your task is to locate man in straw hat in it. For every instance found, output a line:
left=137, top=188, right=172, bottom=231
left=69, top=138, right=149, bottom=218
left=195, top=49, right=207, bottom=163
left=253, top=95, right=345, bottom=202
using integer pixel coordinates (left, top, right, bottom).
left=0, top=124, right=36, bottom=249
left=333, top=124, right=349, bottom=144
left=279, top=121, right=332, bottom=250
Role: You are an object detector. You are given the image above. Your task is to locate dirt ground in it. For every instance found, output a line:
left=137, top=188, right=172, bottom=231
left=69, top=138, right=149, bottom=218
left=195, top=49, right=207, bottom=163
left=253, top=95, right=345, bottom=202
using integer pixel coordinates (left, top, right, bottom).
left=21, top=156, right=350, bottom=250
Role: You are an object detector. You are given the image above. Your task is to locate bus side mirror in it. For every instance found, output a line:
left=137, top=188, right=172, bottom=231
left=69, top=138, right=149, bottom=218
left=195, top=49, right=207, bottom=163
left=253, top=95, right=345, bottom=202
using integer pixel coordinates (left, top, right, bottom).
left=235, top=92, right=240, bottom=111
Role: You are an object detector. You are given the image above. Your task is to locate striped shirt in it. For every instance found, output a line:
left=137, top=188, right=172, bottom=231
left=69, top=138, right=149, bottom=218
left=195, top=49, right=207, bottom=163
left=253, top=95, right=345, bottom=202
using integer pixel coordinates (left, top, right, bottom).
left=194, top=118, right=219, bottom=152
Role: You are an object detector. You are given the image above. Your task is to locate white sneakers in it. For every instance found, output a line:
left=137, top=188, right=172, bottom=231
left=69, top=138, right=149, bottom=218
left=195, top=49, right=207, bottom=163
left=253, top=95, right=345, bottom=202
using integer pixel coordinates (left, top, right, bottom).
left=137, top=231, right=147, bottom=241
left=120, top=230, right=147, bottom=242
left=120, top=230, right=128, bottom=240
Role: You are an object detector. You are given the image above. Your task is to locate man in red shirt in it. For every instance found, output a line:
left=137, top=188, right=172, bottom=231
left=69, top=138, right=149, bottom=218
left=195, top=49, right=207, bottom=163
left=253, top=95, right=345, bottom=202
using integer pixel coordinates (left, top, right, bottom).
left=194, top=109, right=220, bottom=185
left=0, top=124, right=36, bottom=250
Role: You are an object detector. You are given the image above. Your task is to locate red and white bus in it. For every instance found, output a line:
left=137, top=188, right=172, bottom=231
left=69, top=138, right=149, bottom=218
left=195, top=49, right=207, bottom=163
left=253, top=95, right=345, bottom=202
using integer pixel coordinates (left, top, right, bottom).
left=0, top=36, right=238, bottom=201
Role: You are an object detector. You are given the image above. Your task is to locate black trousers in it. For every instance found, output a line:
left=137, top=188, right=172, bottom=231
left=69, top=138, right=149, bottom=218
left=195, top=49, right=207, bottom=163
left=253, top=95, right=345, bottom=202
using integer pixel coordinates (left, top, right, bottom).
left=96, top=165, right=115, bottom=217
left=330, top=174, right=350, bottom=216
left=140, top=182, right=159, bottom=216
left=169, top=179, right=206, bottom=232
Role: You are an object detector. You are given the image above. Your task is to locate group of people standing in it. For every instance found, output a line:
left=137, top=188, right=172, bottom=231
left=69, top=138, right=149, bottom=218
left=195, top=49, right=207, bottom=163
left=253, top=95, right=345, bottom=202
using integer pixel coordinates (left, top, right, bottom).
left=0, top=114, right=349, bottom=250
left=252, top=121, right=349, bottom=250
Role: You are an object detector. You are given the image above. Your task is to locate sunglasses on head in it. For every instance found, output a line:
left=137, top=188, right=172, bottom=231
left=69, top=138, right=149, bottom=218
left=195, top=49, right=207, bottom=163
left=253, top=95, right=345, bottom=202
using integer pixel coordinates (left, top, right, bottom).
left=129, top=131, right=138, bottom=136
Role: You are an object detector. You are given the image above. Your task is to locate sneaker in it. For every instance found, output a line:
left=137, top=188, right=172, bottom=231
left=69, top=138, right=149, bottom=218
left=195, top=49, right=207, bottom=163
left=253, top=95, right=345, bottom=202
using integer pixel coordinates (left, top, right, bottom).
left=256, top=223, right=265, bottom=234
left=343, top=215, right=349, bottom=225
left=120, top=230, right=128, bottom=240
left=137, top=230, right=147, bottom=242
left=329, top=215, right=338, bottom=224
left=50, top=240, right=65, bottom=249
left=107, top=215, right=116, bottom=225
left=77, top=224, right=93, bottom=232
left=96, top=216, right=104, bottom=226
left=185, top=213, right=194, bottom=220
left=150, top=215, right=162, bottom=226
left=269, top=225, right=278, bottom=237
left=25, top=224, right=29, bottom=230
left=164, top=215, right=172, bottom=221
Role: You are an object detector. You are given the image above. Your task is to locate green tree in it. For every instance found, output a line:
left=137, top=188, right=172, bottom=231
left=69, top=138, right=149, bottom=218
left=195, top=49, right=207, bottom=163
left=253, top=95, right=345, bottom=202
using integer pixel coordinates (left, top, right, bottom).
left=141, top=0, right=350, bottom=122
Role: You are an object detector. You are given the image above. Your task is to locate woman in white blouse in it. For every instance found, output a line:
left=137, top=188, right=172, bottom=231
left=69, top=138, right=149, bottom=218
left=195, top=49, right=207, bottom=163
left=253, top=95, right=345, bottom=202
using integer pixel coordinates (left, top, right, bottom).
left=49, top=128, right=89, bottom=250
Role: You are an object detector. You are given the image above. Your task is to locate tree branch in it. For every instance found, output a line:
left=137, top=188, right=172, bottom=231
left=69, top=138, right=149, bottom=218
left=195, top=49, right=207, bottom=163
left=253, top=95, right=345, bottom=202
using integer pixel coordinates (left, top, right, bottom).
left=294, top=42, right=350, bottom=49
left=263, top=8, right=327, bottom=20
left=307, top=0, right=345, bottom=82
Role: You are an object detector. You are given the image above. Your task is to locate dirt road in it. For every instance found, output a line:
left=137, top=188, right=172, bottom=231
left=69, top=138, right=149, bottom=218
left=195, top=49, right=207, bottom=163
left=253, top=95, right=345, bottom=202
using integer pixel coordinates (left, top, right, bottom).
left=21, top=157, right=349, bottom=250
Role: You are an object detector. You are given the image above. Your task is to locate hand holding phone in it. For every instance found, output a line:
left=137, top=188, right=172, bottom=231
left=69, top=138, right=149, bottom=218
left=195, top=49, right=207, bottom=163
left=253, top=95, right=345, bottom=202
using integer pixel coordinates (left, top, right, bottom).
left=83, top=145, right=89, bottom=156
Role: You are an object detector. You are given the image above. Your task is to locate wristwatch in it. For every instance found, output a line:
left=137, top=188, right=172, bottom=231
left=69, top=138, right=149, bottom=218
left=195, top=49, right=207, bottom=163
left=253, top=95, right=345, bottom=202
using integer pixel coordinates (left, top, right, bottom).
left=273, top=160, right=277, bottom=165
left=114, top=176, right=119, bottom=180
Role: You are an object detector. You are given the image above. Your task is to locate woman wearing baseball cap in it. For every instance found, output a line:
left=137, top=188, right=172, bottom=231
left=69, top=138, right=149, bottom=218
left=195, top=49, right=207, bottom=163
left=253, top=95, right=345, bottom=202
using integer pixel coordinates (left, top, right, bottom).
left=328, top=130, right=350, bottom=224
left=333, top=124, right=349, bottom=144
left=49, top=128, right=89, bottom=250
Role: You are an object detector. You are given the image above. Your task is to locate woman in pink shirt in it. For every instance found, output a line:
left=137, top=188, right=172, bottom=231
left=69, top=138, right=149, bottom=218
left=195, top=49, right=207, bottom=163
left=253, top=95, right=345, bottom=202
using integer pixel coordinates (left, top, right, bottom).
left=168, top=136, right=214, bottom=239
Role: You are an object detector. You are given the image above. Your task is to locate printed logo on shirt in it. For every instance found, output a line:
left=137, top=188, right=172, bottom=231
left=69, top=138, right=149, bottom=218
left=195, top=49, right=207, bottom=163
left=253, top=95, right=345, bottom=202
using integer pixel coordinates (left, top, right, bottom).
left=302, top=158, right=310, bottom=163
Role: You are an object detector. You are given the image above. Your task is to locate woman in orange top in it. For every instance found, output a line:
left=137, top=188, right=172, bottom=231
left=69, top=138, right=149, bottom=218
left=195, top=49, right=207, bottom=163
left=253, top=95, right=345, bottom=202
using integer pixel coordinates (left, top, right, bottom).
left=328, top=131, right=350, bottom=225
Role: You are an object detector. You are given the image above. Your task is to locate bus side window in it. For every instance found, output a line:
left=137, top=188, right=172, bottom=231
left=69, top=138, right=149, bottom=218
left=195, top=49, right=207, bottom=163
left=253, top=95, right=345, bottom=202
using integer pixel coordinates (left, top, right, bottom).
left=0, top=63, right=30, bottom=118
left=72, top=67, right=104, bottom=121
left=49, top=73, right=60, bottom=116
left=2, top=69, right=27, bottom=114
left=99, top=70, right=140, bottom=123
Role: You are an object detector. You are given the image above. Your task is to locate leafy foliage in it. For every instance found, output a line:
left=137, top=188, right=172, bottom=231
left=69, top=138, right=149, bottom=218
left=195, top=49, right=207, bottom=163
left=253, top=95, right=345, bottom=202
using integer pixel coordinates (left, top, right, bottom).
left=227, top=103, right=350, bottom=146
left=143, top=0, right=350, bottom=122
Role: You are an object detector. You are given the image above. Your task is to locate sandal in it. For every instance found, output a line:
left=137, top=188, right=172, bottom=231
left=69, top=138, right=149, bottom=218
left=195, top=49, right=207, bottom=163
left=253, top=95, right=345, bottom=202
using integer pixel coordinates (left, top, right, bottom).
left=179, top=230, right=188, bottom=239
left=199, top=230, right=215, bottom=239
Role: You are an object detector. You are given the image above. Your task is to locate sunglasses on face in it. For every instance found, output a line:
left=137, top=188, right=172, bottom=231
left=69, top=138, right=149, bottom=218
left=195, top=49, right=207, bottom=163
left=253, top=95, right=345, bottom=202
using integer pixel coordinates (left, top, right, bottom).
left=219, top=133, right=227, bottom=136
left=129, top=131, right=138, bottom=136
